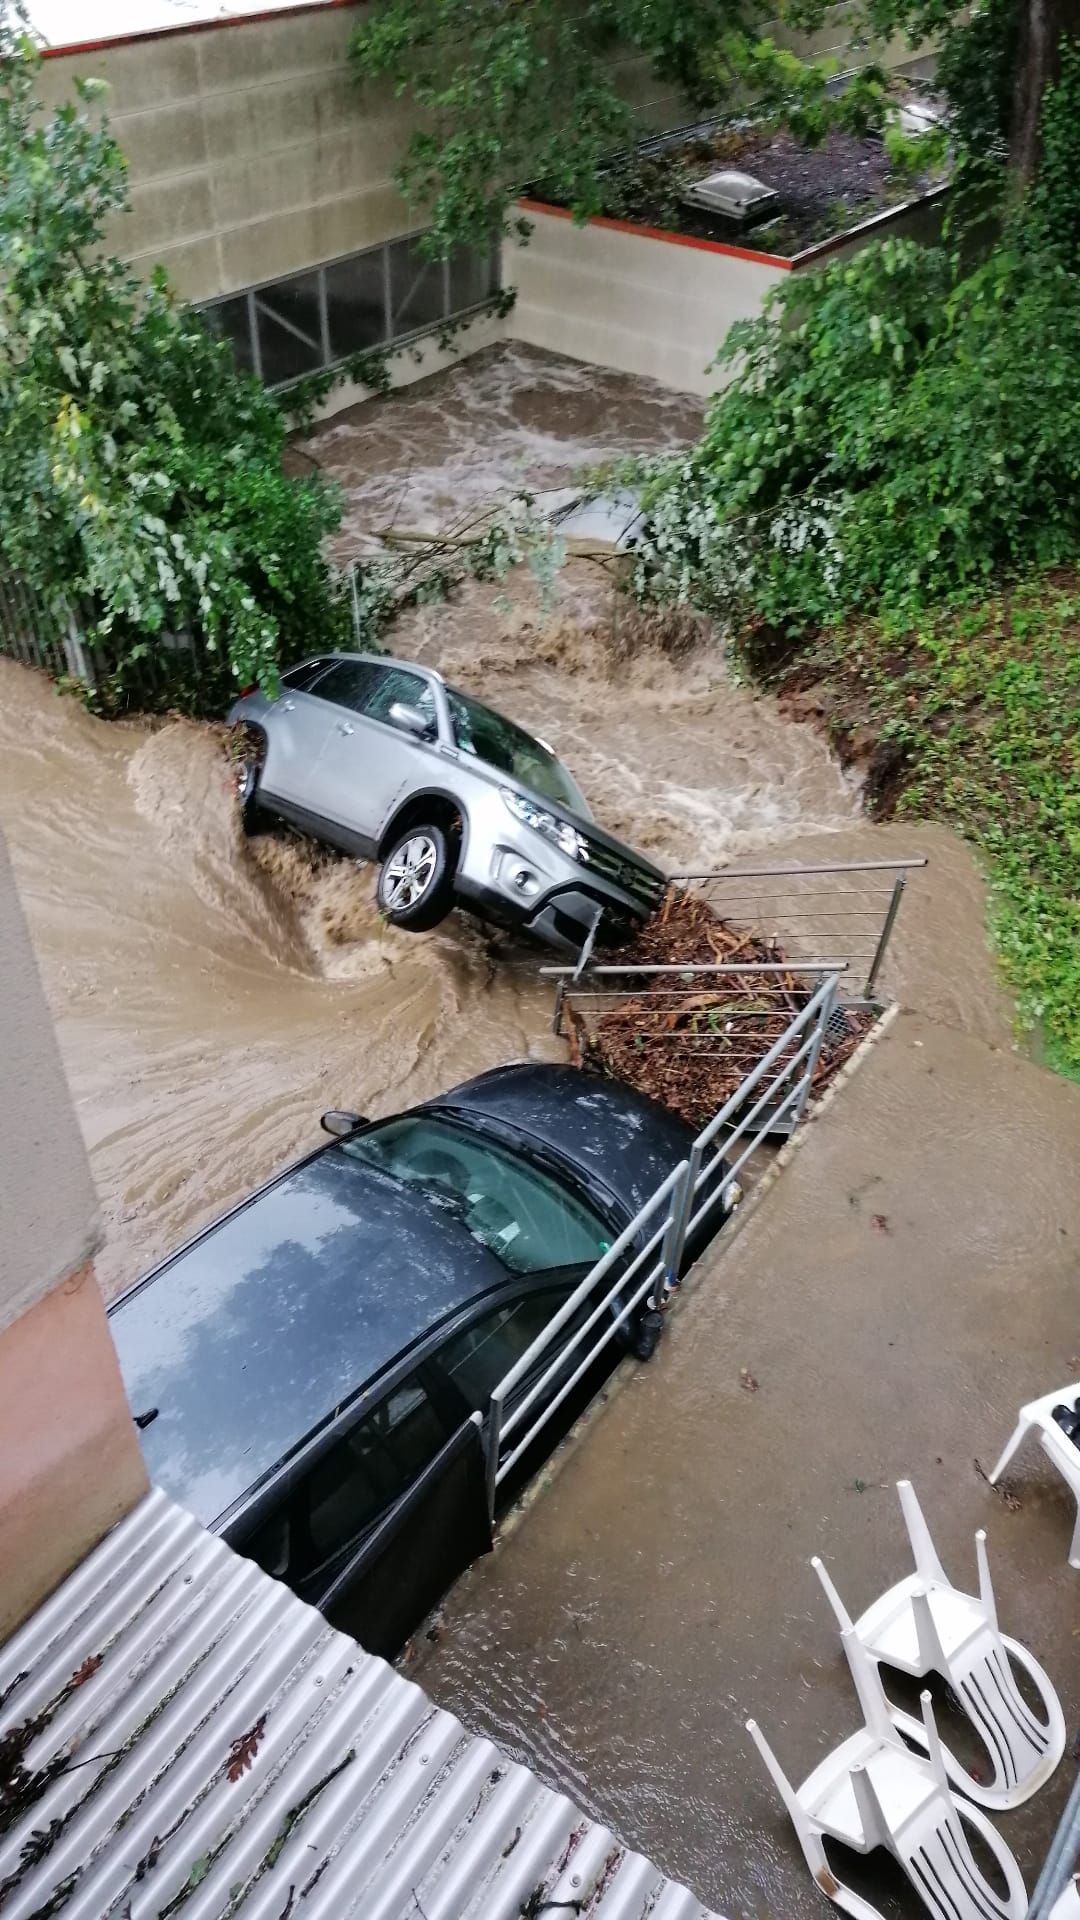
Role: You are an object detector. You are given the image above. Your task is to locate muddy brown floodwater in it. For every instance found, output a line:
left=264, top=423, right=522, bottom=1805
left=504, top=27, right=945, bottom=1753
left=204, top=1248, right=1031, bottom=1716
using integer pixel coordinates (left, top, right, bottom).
left=0, top=344, right=1000, bottom=1305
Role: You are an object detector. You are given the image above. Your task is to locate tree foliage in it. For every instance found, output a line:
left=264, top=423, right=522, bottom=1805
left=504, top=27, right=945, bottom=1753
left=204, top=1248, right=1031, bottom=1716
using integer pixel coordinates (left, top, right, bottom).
left=0, top=11, right=348, bottom=713
left=350, top=0, right=923, bottom=257
left=633, top=225, right=1080, bottom=635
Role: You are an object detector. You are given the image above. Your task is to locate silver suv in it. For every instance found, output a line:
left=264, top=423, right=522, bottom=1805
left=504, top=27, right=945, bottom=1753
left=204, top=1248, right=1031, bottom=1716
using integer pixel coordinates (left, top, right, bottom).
left=229, top=651, right=665, bottom=951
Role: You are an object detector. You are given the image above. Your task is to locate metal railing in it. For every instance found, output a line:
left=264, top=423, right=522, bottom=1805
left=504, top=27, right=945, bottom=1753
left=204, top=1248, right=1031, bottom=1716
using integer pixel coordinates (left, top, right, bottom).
left=484, top=973, right=840, bottom=1519
left=671, top=856, right=927, bottom=998
left=549, top=959, right=853, bottom=1117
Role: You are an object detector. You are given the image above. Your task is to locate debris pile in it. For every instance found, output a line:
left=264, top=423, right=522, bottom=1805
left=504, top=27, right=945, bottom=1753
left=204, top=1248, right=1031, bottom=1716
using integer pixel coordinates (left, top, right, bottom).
left=564, top=889, right=874, bottom=1128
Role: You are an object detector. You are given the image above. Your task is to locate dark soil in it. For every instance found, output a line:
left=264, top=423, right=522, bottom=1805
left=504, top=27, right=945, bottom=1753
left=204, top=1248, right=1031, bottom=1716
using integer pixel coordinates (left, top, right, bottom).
left=565, top=889, right=874, bottom=1130
left=558, top=119, right=945, bottom=258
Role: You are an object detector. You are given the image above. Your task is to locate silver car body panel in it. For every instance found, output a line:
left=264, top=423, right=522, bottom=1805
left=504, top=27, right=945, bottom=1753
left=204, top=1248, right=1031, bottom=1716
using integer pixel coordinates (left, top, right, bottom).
left=231, top=651, right=665, bottom=948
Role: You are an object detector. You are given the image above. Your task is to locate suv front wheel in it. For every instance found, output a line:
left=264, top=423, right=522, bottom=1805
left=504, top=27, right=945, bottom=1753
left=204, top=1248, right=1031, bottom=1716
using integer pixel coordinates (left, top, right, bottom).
left=377, top=824, right=455, bottom=931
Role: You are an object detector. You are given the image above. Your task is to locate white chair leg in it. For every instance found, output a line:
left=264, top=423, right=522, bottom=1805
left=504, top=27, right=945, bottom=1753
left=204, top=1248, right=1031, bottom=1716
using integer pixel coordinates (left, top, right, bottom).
left=840, top=1629, right=895, bottom=1744
left=989, top=1417, right=1031, bottom=1485
left=975, top=1528, right=999, bottom=1632
left=1068, top=1498, right=1080, bottom=1571
left=911, top=1586, right=947, bottom=1674
left=919, top=1689, right=952, bottom=1800
left=896, top=1480, right=948, bottom=1586
left=811, top=1555, right=854, bottom=1632
left=849, top=1763, right=889, bottom=1854
left=746, top=1719, right=831, bottom=1882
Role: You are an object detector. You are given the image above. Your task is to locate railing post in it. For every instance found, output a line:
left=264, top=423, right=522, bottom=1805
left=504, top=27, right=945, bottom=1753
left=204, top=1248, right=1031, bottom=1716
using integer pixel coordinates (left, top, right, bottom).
left=865, top=874, right=906, bottom=998
left=792, top=975, right=837, bottom=1126
left=485, top=1389, right=504, bottom=1525
left=654, top=1157, right=691, bottom=1306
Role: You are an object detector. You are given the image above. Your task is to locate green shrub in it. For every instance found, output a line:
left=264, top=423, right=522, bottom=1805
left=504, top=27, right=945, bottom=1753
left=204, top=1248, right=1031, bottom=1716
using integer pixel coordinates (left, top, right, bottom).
left=0, top=23, right=349, bottom=714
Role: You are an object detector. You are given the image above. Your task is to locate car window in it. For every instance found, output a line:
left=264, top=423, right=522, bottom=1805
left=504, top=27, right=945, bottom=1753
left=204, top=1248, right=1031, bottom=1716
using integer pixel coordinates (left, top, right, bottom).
left=304, top=1375, right=446, bottom=1572
left=363, top=666, right=436, bottom=728
left=445, top=687, right=587, bottom=814
left=282, top=657, right=333, bottom=692
left=311, top=659, right=383, bottom=713
left=341, top=1116, right=611, bottom=1275
left=437, top=1287, right=576, bottom=1412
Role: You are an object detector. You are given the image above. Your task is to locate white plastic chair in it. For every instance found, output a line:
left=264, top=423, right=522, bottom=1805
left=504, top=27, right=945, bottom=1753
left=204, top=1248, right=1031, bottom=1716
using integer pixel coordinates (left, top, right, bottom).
left=812, top=1482, right=1065, bottom=1809
left=990, top=1381, right=1080, bottom=1568
left=747, top=1630, right=1028, bottom=1920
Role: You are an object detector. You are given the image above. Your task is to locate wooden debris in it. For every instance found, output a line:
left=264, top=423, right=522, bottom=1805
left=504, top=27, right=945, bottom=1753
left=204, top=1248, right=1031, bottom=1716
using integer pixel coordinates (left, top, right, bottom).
left=570, top=889, right=872, bottom=1128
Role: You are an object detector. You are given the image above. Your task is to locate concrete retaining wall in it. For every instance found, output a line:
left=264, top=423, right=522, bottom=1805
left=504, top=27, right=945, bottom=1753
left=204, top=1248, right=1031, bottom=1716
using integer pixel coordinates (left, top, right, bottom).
left=505, top=204, right=791, bottom=396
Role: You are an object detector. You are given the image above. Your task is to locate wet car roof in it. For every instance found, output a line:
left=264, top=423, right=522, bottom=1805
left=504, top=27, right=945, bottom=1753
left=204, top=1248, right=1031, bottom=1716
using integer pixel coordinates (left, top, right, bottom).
left=108, top=1147, right=510, bottom=1528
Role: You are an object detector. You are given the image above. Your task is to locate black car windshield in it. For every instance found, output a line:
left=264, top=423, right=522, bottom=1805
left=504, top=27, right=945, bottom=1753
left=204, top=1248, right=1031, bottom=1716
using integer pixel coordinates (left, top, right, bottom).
left=445, top=687, right=588, bottom=816
left=341, top=1115, right=610, bottom=1274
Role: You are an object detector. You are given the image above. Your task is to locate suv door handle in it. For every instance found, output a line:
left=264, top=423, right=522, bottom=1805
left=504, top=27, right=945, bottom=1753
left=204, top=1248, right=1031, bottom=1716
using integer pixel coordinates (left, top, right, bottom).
left=336, top=721, right=354, bottom=736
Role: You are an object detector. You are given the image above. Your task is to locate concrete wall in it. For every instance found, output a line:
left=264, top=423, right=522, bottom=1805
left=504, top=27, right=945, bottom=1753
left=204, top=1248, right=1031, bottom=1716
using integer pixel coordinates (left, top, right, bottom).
left=39, top=6, right=685, bottom=306
left=0, top=836, right=101, bottom=1330
left=0, top=833, right=147, bottom=1640
left=505, top=204, right=791, bottom=396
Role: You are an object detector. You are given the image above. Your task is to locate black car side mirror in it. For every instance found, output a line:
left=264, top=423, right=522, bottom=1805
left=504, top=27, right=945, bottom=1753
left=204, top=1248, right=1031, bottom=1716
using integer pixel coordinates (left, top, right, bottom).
left=321, top=1109, right=366, bottom=1137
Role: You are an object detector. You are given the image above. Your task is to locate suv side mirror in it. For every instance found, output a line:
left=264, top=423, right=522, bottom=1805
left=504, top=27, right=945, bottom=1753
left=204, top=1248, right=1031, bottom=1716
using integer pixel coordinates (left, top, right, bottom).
left=321, top=1109, right=366, bottom=1137
left=388, top=701, right=431, bottom=739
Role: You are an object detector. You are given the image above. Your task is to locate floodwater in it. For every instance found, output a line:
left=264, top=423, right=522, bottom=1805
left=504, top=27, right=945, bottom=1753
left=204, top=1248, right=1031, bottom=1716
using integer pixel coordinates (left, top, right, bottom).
left=0, top=343, right=1004, bottom=1311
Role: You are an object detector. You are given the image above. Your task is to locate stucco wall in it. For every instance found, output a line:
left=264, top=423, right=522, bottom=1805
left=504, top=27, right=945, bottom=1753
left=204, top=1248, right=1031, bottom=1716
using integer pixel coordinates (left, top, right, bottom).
left=0, top=1265, right=149, bottom=1642
left=38, top=7, right=685, bottom=306
left=505, top=205, right=791, bottom=396
left=0, top=834, right=101, bottom=1332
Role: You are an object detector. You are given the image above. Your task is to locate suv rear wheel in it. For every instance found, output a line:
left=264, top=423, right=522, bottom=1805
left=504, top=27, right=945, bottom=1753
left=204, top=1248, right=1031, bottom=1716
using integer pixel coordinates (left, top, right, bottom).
left=377, top=823, right=455, bottom=931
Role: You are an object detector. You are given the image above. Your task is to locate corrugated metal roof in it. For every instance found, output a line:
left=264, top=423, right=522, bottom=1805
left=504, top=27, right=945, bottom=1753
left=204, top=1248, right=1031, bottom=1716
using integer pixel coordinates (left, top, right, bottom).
left=0, top=1489, right=723, bottom=1919
left=28, top=0, right=340, bottom=57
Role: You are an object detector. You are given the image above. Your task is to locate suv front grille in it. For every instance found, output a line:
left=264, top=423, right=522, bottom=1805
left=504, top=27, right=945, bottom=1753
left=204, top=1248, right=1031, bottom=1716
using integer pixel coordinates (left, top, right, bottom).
left=581, top=834, right=665, bottom=912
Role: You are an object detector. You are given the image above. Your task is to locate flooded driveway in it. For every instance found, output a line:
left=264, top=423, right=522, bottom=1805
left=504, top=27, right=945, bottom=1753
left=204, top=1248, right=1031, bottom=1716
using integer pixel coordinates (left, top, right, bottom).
left=0, top=345, right=866, bottom=1297
left=412, top=1007, right=1080, bottom=1918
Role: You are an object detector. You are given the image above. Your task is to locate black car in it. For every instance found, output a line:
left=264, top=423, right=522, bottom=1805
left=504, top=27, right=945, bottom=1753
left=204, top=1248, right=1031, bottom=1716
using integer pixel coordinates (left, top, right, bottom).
left=109, top=1064, right=734, bottom=1656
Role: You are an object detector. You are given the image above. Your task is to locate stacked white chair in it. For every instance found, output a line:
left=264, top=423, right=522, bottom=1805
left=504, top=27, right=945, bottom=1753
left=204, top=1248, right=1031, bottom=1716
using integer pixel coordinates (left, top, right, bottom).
left=747, top=1481, right=1064, bottom=1918
left=813, top=1481, right=1065, bottom=1809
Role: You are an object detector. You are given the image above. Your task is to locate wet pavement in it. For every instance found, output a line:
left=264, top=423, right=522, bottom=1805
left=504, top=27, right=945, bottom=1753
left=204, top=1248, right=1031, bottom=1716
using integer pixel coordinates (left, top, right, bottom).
left=413, top=1005, right=1080, bottom=1917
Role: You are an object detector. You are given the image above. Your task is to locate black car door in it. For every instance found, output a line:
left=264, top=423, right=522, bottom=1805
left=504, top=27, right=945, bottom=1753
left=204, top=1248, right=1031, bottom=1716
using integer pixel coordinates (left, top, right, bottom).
left=260, top=1370, right=489, bottom=1658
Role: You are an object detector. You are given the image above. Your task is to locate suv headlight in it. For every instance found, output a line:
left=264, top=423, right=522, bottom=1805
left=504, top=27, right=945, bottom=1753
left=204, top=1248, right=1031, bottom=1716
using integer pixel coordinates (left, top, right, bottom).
left=501, top=787, right=589, bottom=864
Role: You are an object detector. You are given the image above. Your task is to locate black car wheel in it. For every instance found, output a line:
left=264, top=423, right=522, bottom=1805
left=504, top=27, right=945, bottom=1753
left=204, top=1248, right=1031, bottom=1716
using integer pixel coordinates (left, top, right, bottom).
left=377, top=824, right=455, bottom=931
left=237, top=756, right=264, bottom=835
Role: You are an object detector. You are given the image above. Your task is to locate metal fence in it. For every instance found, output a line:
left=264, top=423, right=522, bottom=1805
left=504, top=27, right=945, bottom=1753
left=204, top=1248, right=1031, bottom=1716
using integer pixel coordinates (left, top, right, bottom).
left=0, top=573, right=95, bottom=683
left=672, top=856, right=927, bottom=998
left=484, top=973, right=840, bottom=1519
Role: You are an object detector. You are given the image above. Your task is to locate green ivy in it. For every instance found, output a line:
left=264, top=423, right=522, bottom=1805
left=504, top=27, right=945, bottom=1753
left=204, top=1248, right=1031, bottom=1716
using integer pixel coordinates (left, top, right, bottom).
left=0, top=21, right=349, bottom=715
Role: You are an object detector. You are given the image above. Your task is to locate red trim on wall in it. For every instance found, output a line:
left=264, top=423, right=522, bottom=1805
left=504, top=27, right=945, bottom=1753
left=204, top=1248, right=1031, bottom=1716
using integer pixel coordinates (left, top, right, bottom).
left=516, top=197, right=793, bottom=272
left=40, top=0, right=359, bottom=59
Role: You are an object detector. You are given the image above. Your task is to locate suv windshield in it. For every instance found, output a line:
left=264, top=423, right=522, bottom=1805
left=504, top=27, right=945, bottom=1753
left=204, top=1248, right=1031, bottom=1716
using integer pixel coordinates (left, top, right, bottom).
left=446, top=687, right=588, bottom=816
left=340, top=1115, right=609, bottom=1274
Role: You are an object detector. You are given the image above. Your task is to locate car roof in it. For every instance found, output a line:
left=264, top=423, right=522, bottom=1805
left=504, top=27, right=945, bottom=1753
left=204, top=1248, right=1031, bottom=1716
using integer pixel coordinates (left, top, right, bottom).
left=312, top=650, right=446, bottom=686
left=108, top=1144, right=510, bottom=1528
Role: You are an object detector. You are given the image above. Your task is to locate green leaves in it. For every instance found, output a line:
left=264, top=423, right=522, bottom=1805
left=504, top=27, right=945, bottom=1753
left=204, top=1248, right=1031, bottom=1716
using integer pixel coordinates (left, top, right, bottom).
left=349, top=0, right=778, bottom=257
left=0, top=31, right=349, bottom=715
